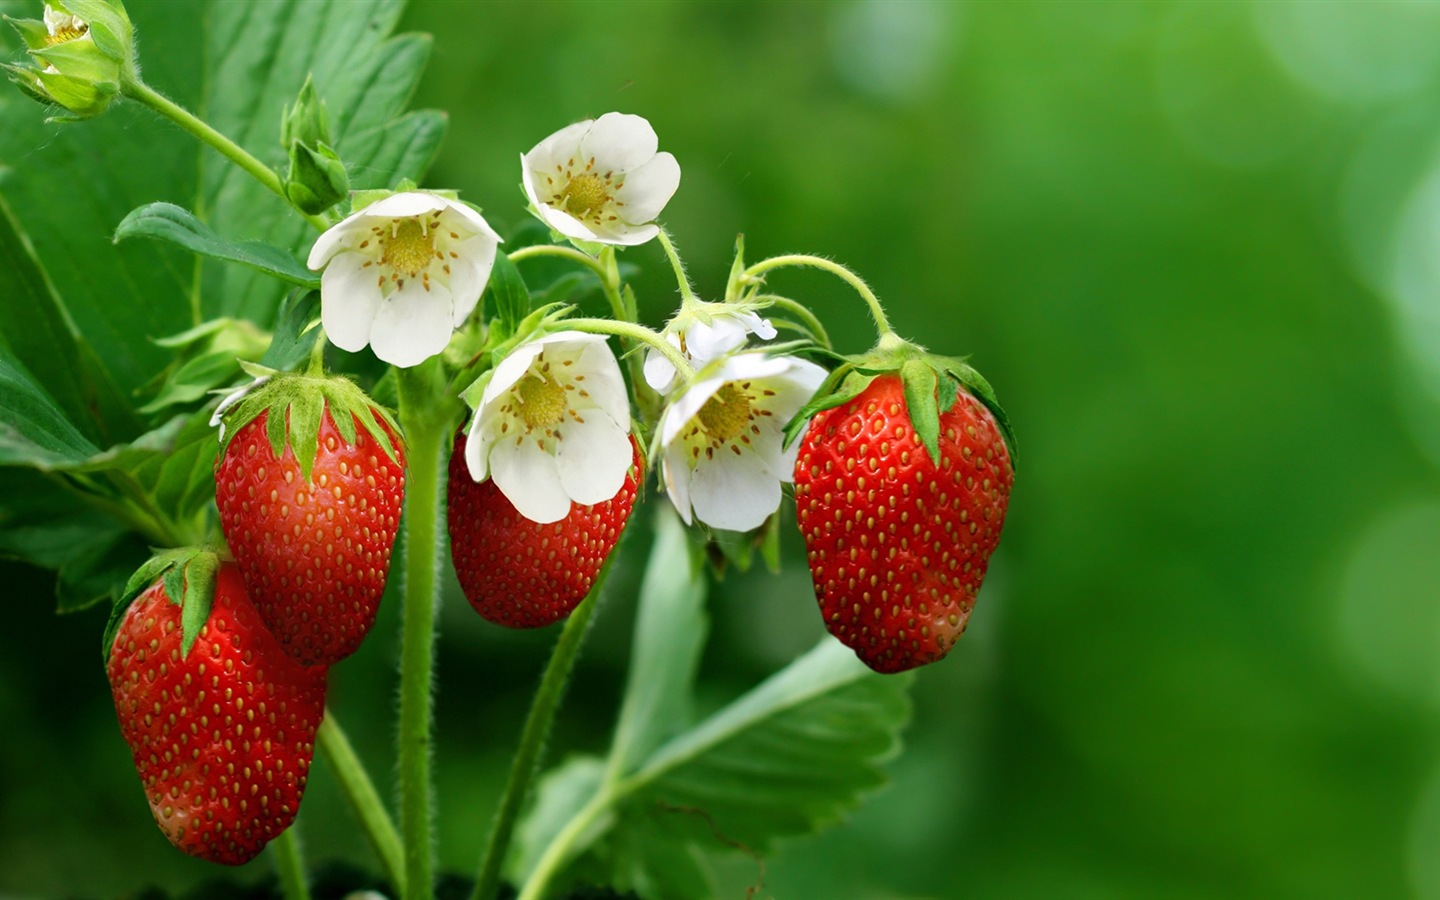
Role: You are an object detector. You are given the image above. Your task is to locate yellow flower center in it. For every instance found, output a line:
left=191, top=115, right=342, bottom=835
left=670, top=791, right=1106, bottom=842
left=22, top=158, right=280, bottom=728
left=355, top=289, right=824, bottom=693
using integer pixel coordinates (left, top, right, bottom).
left=44, top=21, right=87, bottom=45
left=380, top=219, right=436, bottom=278
left=515, top=373, right=567, bottom=430
left=697, top=384, right=752, bottom=444
left=562, top=173, right=611, bottom=219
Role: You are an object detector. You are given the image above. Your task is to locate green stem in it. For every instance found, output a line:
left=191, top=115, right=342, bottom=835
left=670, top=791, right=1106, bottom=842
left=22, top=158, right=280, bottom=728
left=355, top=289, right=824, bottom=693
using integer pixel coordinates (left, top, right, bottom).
left=656, top=227, right=699, bottom=305
left=516, top=788, right=616, bottom=900
left=123, top=79, right=331, bottom=232
left=564, top=317, right=694, bottom=382
left=317, top=711, right=406, bottom=896
left=744, top=254, right=895, bottom=339
left=395, top=359, right=456, bottom=900
left=470, top=581, right=606, bottom=900
left=507, top=244, right=609, bottom=282
left=271, top=829, right=313, bottom=900
left=757, top=294, right=833, bottom=350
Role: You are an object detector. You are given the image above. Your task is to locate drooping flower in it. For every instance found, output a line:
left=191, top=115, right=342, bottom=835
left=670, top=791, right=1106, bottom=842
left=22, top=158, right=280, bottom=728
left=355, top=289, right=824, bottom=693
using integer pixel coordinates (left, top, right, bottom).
left=465, top=331, right=633, bottom=524
left=521, top=112, right=680, bottom=247
left=5, top=0, right=136, bottom=119
left=643, top=304, right=778, bottom=394
left=307, top=191, right=501, bottom=368
left=659, top=352, right=826, bottom=532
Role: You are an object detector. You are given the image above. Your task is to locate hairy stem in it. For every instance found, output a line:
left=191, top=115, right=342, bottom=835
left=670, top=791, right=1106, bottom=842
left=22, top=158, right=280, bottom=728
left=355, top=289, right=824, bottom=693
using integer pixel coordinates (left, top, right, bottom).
left=564, top=317, right=694, bottom=381
left=317, top=712, right=406, bottom=896
left=744, top=254, right=894, bottom=339
left=656, top=227, right=699, bottom=305
left=123, top=79, right=331, bottom=232
left=470, top=579, right=606, bottom=900
left=395, top=359, right=456, bottom=900
left=271, top=829, right=313, bottom=900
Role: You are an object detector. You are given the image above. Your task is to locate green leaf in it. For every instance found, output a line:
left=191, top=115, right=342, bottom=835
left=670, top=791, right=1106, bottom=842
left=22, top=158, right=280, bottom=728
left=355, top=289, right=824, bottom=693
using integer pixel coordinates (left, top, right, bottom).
left=487, top=252, right=533, bottom=338
left=114, top=202, right=320, bottom=289
left=0, top=344, right=100, bottom=469
left=901, top=359, right=941, bottom=466
left=620, top=639, right=912, bottom=852
left=136, top=350, right=241, bottom=414
left=0, top=192, right=134, bottom=442
left=607, top=509, right=710, bottom=778
left=512, top=756, right=608, bottom=881
left=259, top=290, right=321, bottom=372
left=199, top=1, right=446, bottom=324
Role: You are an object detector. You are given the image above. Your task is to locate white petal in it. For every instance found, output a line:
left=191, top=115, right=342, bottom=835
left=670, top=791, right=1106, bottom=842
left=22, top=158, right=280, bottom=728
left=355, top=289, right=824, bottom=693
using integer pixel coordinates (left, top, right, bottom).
left=661, top=447, right=694, bottom=525
left=596, top=221, right=661, bottom=247
left=615, top=152, right=680, bottom=224
left=521, top=152, right=551, bottom=216
left=446, top=235, right=497, bottom=326
left=738, top=311, right=778, bottom=341
left=689, top=447, right=782, bottom=532
left=464, top=414, right=492, bottom=483
left=308, top=215, right=367, bottom=270
left=533, top=201, right=605, bottom=244
left=571, top=336, right=631, bottom=425
left=364, top=191, right=448, bottom=218
left=483, top=340, right=547, bottom=407
left=643, top=334, right=682, bottom=392
left=490, top=437, right=572, bottom=524
left=441, top=201, right=503, bottom=242
left=368, top=280, right=454, bottom=368
left=581, top=112, right=658, bottom=173
left=660, top=375, right=725, bottom=447
left=526, top=119, right=594, bottom=171
left=320, top=256, right=384, bottom=352
left=557, top=415, right=632, bottom=506
left=685, top=318, right=749, bottom=364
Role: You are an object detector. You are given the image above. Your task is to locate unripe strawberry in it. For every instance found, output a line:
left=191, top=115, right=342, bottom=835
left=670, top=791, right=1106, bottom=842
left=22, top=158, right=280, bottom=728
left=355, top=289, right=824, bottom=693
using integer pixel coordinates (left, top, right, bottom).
left=105, top=555, right=327, bottom=865
left=795, top=374, right=1013, bottom=673
left=214, top=374, right=405, bottom=666
left=447, top=432, right=642, bottom=628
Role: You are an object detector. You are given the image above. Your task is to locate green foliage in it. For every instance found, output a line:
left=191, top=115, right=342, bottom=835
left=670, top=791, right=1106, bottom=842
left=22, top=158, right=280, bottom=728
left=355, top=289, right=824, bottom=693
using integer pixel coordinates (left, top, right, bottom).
left=512, top=511, right=912, bottom=896
left=114, top=202, right=321, bottom=289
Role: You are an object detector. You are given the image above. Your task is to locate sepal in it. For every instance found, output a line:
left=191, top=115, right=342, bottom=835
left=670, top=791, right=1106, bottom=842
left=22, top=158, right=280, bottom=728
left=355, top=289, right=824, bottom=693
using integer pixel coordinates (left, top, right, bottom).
left=103, top=547, right=220, bottom=664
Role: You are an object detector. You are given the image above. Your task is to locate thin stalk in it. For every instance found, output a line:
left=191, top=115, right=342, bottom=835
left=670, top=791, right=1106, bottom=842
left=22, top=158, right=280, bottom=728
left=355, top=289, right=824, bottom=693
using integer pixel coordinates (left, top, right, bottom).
left=395, top=359, right=455, bottom=900
left=470, top=583, right=606, bottom=900
left=123, top=79, right=330, bottom=232
left=744, top=254, right=895, bottom=339
left=317, top=712, right=406, bottom=896
left=271, top=829, right=313, bottom=900
left=656, top=228, right=699, bottom=305
left=506, top=244, right=609, bottom=282
left=757, top=294, right=833, bottom=350
left=564, top=317, right=694, bottom=381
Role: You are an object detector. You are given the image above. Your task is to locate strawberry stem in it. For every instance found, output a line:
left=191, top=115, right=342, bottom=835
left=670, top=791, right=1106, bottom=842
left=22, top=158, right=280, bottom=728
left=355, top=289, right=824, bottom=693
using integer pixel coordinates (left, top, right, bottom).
left=565, top=317, right=696, bottom=381
left=395, top=358, right=459, bottom=900
left=270, top=829, right=313, bottom=900
left=317, top=712, right=406, bottom=896
left=656, top=226, right=700, bottom=306
left=742, top=254, right=896, bottom=342
left=469, top=577, right=606, bottom=900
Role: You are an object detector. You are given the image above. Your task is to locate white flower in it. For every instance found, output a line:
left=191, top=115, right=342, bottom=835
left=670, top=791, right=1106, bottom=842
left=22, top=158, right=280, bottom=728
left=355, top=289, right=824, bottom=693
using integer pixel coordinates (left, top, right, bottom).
left=521, top=112, right=680, bottom=247
left=307, top=191, right=501, bottom=368
left=43, top=5, right=89, bottom=42
left=643, top=306, right=778, bottom=394
left=465, top=331, right=633, bottom=524
left=658, top=352, right=826, bottom=532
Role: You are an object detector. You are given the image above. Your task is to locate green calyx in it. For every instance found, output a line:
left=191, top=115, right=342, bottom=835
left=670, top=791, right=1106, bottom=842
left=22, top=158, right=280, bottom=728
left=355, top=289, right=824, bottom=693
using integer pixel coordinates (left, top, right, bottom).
left=783, top=335, right=1017, bottom=470
left=216, top=367, right=403, bottom=484
left=5, top=0, right=137, bottom=120
left=102, top=547, right=219, bottom=664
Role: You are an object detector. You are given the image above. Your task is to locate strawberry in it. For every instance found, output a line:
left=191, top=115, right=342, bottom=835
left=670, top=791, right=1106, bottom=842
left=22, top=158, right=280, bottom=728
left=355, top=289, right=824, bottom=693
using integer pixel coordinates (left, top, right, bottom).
left=447, top=432, right=642, bottom=628
left=104, top=552, right=327, bottom=865
left=214, top=373, right=405, bottom=666
left=794, top=372, right=1013, bottom=673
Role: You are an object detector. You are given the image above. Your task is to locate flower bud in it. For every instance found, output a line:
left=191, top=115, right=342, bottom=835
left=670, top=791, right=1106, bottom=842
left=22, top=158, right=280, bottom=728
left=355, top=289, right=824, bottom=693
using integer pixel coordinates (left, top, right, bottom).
left=4, top=1, right=136, bottom=120
left=279, top=76, right=349, bottom=214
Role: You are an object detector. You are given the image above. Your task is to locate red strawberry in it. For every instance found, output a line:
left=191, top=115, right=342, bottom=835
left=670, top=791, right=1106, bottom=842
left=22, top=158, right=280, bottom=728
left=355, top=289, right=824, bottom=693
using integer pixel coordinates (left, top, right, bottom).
left=447, top=432, right=642, bottom=628
left=794, top=374, right=1013, bottom=673
left=105, top=557, right=327, bottom=865
left=215, top=376, right=405, bottom=666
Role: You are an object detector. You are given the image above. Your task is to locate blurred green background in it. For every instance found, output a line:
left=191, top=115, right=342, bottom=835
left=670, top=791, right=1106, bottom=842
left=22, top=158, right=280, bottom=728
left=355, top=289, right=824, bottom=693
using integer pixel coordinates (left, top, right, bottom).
left=6, top=0, right=1440, bottom=897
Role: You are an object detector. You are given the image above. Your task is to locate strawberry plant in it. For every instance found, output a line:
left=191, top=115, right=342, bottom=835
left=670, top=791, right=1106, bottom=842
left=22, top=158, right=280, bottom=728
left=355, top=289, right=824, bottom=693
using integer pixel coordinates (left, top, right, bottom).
left=0, top=2, right=1013, bottom=897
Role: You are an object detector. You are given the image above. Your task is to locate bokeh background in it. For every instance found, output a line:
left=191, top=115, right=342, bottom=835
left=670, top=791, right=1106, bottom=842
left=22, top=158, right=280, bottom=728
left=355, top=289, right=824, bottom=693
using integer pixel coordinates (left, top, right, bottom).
left=6, top=0, right=1440, bottom=897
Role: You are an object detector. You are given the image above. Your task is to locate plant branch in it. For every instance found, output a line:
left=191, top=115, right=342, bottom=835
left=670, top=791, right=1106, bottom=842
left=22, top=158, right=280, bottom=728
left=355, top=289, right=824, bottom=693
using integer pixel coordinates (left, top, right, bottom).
left=564, top=317, right=694, bottom=381
left=744, top=255, right=894, bottom=339
left=470, top=577, right=607, bottom=900
left=317, top=711, right=406, bottom=896
left=271, top=828, right=313, bottom=900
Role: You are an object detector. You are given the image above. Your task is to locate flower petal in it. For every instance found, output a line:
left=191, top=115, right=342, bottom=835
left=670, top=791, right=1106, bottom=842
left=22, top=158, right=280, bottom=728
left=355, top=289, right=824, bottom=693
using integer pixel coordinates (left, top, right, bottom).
left=464, top=413, right=493, bottom=483
left=308, top=215, right=366, bottom=270
left=570, top=335, right=631, bottom=425
left=660, top=374, right=725, bottom=447
left=661, top=447, right=694, bottom=525
left=442, top=201, right=503, bottom=242
left=688, top=444, right=783, bottom=532
left=483, top=339, right=546, bottom=407
left=557, top=414, right=632, bottom=506
left=320, top=255, right=384, bottom=353
left=490, top=437, right=572, bottom=524
left=738, top=310, right=778, bottom=341
left=615, top=151, right=680, bottom=224
left=532, top=200, right=604, bottom=243
left=643, top=333, right=683, bottom=392
left=525, top=119, right=594, bottom=171
left=581, top=112, right=658, bottom=173
left=364, top=191, right=449, bottom=218
left=368, top=280, right=454, bottom=368
left=446, top=234, right=497, bottom=326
